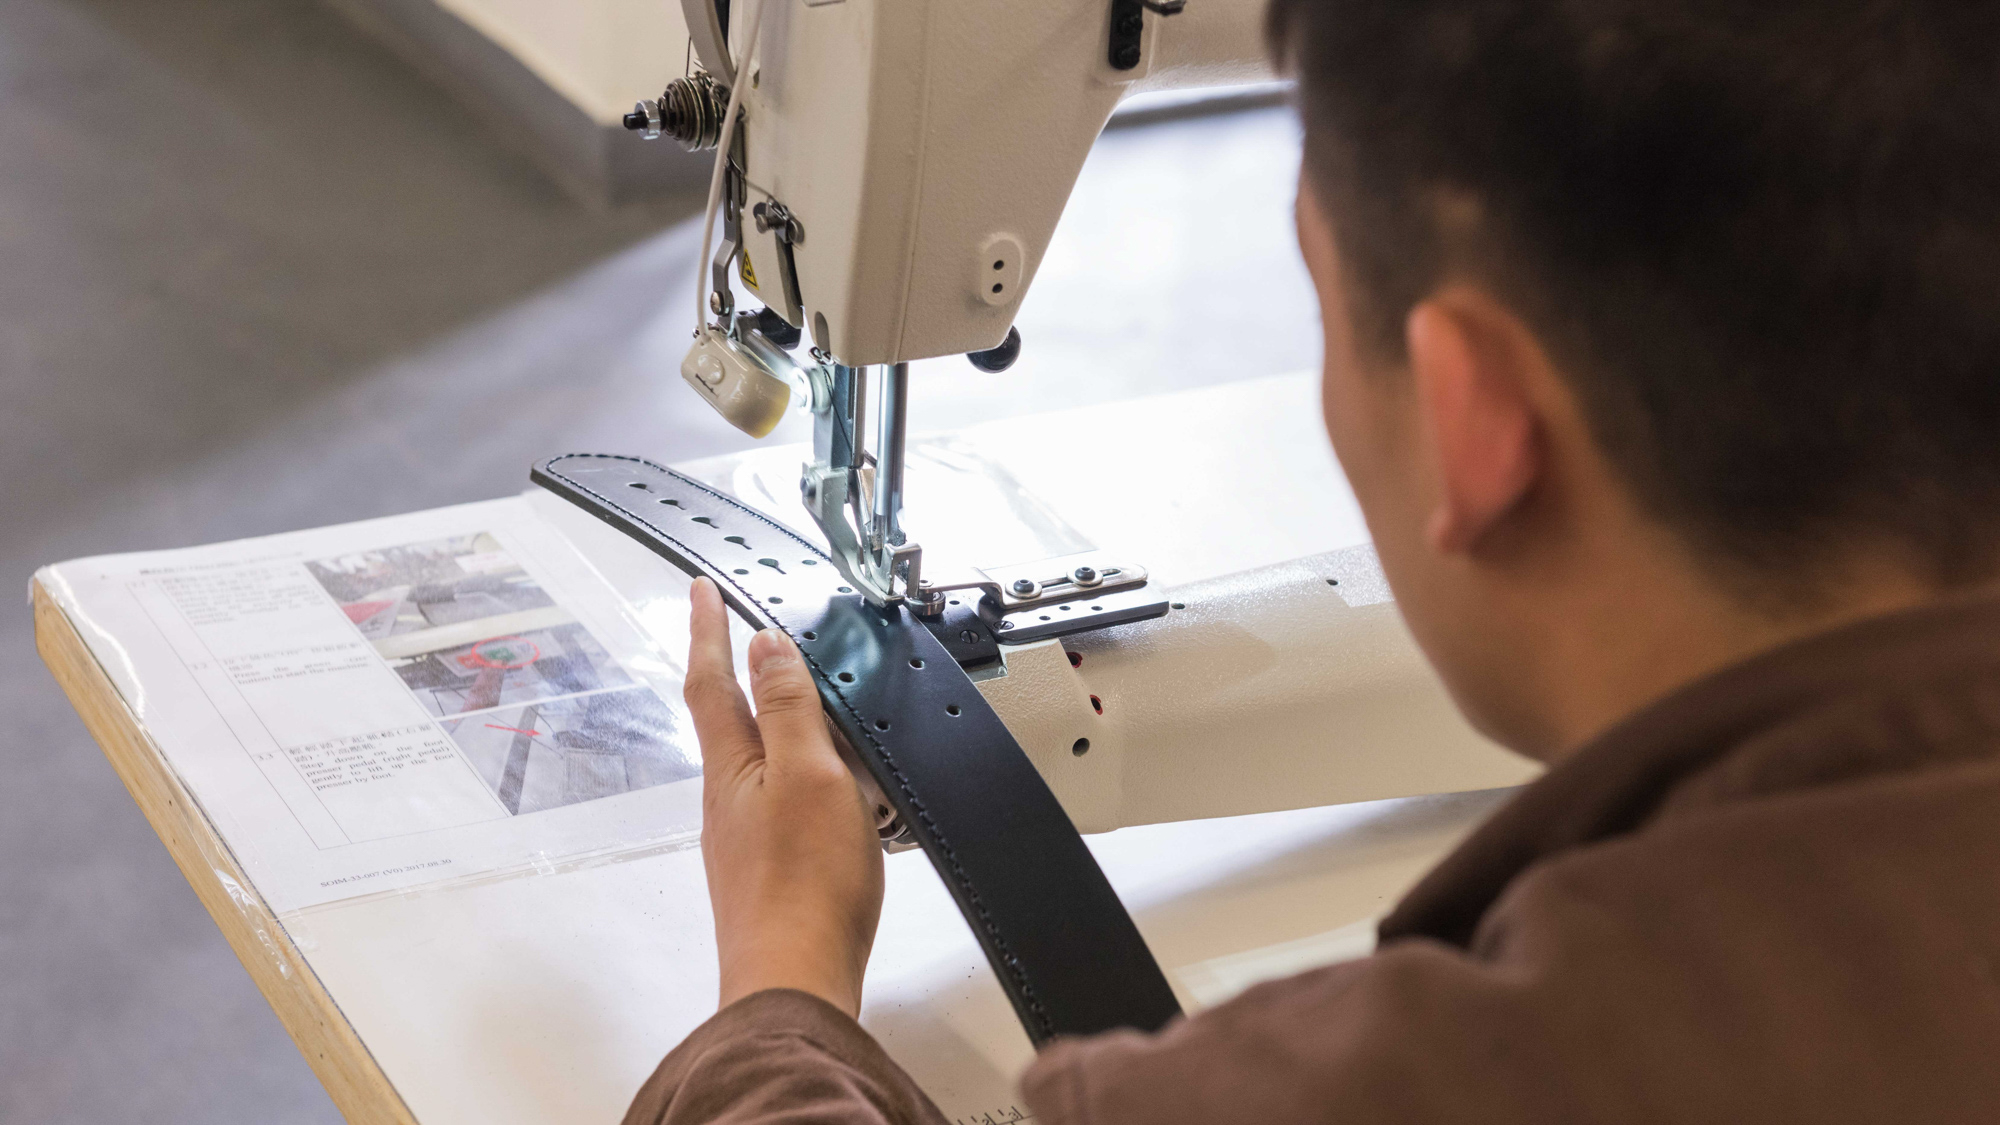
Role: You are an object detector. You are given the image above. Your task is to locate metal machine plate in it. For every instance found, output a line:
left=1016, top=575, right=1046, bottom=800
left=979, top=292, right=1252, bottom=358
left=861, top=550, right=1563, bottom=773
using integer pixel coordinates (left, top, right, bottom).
left=530, top=453, right=1182, bottom=1045
left=998, top=586, right=1170, bottom=643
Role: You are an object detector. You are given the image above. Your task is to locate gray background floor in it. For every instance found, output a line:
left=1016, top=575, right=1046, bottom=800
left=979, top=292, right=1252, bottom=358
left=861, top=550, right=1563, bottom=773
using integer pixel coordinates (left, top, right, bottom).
left=0, top=1, right=1315, bottom=1120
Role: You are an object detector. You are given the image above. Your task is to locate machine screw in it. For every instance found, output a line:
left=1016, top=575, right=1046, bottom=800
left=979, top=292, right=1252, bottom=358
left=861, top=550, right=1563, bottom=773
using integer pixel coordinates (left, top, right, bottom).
left=710, top=291, right=728, bottom=315
left=959, top=629, right=980, bottom=644
left=1010, top=578, right=1038, bottom=597
left=998, top=620, right=1015, bottom=631
left=754, top=201, right=806, bottom=245
left=1071, top=565, right=1100, bottom=586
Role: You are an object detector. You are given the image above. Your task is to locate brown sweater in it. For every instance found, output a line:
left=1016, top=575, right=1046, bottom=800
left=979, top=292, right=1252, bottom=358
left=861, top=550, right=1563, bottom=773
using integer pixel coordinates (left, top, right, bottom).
left=626, top=595, right=2000, bottom=1124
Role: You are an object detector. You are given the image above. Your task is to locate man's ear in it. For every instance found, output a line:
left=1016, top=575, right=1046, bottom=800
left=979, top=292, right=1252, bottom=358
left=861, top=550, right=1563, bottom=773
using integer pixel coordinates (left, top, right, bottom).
left=1406, top=291, right=1545, bottom=555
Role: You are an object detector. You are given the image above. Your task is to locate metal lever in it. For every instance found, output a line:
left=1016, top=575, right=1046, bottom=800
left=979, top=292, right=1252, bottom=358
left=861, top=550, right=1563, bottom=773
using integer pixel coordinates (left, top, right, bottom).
left=800, top=362, right=927, bottom=606
left=871, top=362, right=909, bottom=559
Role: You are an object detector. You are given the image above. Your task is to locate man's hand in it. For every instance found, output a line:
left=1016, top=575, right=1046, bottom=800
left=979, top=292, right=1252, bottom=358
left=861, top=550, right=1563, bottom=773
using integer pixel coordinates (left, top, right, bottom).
left=683, top=577, right=886, bottom=1018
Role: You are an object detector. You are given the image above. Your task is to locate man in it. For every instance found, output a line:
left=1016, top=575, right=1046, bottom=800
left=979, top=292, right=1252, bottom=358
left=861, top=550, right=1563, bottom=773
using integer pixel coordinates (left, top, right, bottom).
left=631, top=0, right=2000, bottom=1120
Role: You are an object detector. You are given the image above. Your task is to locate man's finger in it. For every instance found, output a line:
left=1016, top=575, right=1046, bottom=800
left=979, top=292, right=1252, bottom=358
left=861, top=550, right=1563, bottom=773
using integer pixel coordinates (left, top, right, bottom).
left=684, top=577, right=763, bottom=780
left=746, top=628, right=841, bottom=778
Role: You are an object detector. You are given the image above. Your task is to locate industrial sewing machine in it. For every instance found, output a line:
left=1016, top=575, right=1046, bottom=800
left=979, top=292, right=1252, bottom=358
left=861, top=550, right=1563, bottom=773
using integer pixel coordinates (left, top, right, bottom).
left=598, top=0, right=1524, bottom=833
left=534, top=0, right=1530, bottom=1043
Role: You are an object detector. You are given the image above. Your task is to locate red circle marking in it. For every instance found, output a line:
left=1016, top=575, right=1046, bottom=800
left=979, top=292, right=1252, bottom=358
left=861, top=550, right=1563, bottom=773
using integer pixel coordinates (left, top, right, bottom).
left=462, top=635, right=540, bottom=670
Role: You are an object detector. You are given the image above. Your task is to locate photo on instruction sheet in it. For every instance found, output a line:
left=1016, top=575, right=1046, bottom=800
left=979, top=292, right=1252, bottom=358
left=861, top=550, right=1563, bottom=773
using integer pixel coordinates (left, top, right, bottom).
left=306, top=531, right=556, bottom=641
left=440, top=687, right=699, bottom=815
left=305, top=531, right=636, bottom=718
left=382, top=622, right=636, bottom=718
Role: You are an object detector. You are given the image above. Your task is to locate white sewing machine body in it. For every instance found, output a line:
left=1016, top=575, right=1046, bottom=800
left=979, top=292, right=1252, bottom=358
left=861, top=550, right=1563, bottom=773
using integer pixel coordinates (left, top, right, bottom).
left=719, top=0, right=1270, bottom=364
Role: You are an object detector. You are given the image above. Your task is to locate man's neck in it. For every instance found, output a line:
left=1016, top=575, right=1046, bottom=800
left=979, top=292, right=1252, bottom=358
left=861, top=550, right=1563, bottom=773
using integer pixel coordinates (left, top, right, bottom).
left=1527, top=551, right=1960, bottom=761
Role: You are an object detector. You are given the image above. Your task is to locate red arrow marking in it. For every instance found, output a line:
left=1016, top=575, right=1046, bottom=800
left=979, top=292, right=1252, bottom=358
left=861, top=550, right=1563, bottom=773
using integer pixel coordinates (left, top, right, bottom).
left=484, top=723, right=544, bottom=737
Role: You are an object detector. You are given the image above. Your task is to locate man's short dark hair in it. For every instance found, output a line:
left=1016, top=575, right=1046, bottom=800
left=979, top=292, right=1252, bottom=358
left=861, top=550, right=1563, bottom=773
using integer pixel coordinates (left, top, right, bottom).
left=1268, top=0, right=2000, bottom=602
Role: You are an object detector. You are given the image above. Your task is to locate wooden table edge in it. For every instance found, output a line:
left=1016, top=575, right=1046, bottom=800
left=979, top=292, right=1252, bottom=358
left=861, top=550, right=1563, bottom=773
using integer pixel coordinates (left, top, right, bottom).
left=32, top=576, right=419, bottom=1125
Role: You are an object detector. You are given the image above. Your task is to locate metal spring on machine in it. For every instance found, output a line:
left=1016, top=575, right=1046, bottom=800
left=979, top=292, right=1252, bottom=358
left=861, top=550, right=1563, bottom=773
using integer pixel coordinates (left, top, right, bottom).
left=624, top=71, right=731, bottom=151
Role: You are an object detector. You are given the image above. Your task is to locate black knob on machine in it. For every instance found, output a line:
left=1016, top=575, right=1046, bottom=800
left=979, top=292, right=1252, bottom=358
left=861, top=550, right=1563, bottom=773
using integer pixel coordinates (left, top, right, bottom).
left=966, top=326, right=1022, bottom=373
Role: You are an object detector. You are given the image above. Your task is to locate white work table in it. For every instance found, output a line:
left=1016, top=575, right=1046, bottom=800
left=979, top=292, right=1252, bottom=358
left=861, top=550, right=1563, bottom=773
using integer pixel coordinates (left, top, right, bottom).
left=36, top=372, right=1531, bottom=1124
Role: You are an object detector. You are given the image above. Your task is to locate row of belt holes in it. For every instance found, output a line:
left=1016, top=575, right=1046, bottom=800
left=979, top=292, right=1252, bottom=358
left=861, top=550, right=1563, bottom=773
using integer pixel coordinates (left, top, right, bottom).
left=624, top=480, right=855, bottom=596
left=796, top=639, right=963, bottom=720
left=625, top=482, right=970, bottom=750
left=910, top=657, right=963, bottom=717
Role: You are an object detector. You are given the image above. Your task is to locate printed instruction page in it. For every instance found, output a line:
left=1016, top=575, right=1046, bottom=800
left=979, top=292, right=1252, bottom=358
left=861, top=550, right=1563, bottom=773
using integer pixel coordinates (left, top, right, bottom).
left=43, top=497, right=708, bottom=913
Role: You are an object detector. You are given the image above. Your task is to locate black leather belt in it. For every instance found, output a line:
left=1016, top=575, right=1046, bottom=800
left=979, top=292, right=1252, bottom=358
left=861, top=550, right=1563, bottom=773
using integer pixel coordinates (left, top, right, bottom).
left=532, top=453, right=1182, bottom=1045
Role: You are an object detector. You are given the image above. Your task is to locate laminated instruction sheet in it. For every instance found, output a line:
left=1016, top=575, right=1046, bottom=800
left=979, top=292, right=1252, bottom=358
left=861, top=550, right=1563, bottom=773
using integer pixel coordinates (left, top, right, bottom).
left=41, top=496, right=708, bottom=913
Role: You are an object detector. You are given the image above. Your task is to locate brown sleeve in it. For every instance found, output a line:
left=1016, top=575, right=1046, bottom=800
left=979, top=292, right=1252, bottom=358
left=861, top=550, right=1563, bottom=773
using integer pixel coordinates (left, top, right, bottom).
left=1019, top=945, right=1492, bottom=1125
left=623, top=989, right=952, bottom=1125
left=1018, top=928, right=1637, bottom=1125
